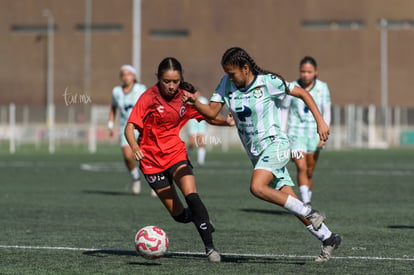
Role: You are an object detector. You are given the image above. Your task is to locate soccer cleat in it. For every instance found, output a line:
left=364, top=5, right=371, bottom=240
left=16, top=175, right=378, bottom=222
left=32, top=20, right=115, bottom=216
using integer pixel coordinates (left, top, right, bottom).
left=132, top=180, right=141, bottom=195
left=150, top=189, right=157, bottom=197
left=306, top=209, right=325, bottom=230
left=206, top=249, right=221, bottom=262
left=315, top=233, right=342, bottom=262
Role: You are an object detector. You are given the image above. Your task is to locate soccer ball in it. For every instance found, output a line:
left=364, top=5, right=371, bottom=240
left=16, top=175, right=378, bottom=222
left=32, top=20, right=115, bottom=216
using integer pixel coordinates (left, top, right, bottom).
left=134, top=225, right=169, bottom=259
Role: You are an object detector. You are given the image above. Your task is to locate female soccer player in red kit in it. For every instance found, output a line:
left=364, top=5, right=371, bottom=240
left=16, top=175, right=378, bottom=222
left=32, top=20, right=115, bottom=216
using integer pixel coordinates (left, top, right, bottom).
left=125, top=57, right=233, bottom=262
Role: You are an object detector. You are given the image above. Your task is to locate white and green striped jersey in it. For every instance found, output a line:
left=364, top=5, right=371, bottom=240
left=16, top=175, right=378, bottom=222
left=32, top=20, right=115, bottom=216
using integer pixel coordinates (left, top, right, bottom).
left=111, top=83, right=146, bottom=127
left=211, top=74, right=295, bottom=158
left=283, top=79, right=331, bottom=138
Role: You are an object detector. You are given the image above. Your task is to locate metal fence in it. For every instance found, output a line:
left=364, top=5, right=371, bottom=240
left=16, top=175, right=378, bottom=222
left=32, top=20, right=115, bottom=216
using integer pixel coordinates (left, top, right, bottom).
left=1, top=104, right=413, bottom=154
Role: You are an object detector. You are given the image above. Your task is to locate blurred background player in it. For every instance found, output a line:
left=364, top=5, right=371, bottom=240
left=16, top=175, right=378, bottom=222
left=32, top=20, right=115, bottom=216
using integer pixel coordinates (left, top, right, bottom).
left=108, top=65, right=151, bottom=195
left=281, top=56, right=331, bottom=206
left=187, top=91, right=208, bottom=166
left=125, top=57, right=234, bottom=262
left=183, top=47, right=341, bottom=262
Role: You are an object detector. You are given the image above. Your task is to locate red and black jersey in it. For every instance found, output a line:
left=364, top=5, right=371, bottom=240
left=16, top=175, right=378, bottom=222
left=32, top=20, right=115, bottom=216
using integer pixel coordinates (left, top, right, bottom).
left=128, top=85, right=204, bottom=174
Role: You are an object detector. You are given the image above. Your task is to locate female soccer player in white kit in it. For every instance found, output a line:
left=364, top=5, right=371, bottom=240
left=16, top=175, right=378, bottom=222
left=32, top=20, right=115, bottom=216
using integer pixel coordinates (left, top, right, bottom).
left=282, top=56, right=331, bottom=206
left=108, top=65, right=149, bottom=195
left=182, top=47, right=341, bottom=262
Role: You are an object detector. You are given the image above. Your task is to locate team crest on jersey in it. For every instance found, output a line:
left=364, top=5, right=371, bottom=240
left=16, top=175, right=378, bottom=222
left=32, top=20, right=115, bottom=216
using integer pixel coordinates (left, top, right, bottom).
left=179, top=105, right=186, bottom=117
left=253, top=88, right=263, bottom=99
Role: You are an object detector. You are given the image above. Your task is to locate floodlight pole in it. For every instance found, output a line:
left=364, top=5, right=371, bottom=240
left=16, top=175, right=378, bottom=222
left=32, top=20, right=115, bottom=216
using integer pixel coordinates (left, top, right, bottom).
left=43, top=9, right=55, bottom=153
left=132, top=0, right=142, bottom=81
left=380, top=19, right=390, bottom=145
left=84, top=0, right=92, bottom=95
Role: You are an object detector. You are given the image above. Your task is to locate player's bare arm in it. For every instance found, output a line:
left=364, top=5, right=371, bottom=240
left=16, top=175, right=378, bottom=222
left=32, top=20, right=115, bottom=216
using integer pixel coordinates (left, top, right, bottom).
left=183, top=91, right=223, bottom=120
left=108, top=105, right=117, bottom=137
left=125, top=122, right=145, bottom=160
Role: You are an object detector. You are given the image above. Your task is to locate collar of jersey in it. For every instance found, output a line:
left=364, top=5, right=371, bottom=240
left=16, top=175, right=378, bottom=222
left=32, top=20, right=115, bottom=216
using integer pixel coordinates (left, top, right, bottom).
left=238, top=74, right=260, bottom=93
left=297, top=78, right=317, bottom=92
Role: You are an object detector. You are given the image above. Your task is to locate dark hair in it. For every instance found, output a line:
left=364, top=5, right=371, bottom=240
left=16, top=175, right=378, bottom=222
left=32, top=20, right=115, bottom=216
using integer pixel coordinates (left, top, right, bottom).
left=300, top=56, right=317, bottom=68
left=221, top=47, right=290, bottom=93
left=157, top=57, right=196, bottom=93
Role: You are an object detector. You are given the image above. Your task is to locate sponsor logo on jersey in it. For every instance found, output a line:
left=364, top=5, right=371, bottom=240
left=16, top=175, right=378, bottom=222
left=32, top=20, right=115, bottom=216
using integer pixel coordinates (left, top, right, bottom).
left=199, top=223, right=207, bottom=230
left=261, top=156, right=269, bottom=163
left=157, top=105, right=165, bottom=113
left=253, top=88, right=263, bottom=99
left=235, top=105, right=252, bottom=122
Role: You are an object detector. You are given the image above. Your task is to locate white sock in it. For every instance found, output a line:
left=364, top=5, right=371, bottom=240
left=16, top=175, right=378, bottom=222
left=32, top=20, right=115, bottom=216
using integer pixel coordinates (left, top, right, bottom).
left=130, top=167, right=140, bottom=181
left=284, top=195, right=312, bottom=217
left=308, top=190, right=312, bottom=201
left=306, top=223, right=332, bottom=241
left=299, top=185, right=310, bottom=204
left=197, top=147, right=206, bottom=165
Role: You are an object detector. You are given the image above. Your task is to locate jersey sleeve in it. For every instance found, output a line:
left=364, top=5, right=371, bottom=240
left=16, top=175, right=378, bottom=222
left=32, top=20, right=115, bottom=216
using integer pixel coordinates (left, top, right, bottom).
left=198, top=96, right=209, bottom=105
left=266, top=75, right=295, bottom=100
left=127, top=93, right=148, bottom=130
left=186, top=105, right=205, bottom=122
left=137, top=83, right=147, bottom=94
left=210, top=75, right=228, bottom=103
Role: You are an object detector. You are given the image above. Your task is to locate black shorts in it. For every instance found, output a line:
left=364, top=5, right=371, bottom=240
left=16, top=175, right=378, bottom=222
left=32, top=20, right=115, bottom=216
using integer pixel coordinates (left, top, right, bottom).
left=143, top=160, right=193, bottom=190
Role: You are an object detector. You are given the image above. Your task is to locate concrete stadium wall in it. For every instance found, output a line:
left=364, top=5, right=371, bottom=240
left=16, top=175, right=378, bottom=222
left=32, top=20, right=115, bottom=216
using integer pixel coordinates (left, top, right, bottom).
left=1, top=0, right=414, bottom=111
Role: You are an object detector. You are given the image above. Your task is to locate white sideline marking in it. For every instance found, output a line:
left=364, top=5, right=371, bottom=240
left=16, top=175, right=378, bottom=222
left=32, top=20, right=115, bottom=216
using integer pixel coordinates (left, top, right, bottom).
left=0, top=245, right=96, bottom=251
left=332, top=169, right=414, bottom=176
left=1, top=245, right=413, bottom=262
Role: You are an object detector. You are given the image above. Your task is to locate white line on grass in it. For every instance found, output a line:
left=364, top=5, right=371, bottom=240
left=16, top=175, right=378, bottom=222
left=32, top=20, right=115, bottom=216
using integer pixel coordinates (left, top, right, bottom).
left=1, top=245, right=413, bottom=262
left=0, top=245, right=96, bottom=251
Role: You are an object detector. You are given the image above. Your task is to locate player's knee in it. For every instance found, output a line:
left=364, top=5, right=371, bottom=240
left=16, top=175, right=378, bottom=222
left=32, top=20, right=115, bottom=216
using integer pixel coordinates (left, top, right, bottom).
left=306, top=168, right=314, bottom=178
left=185, top=192, right=199, bottom=205
left=172, top=208, right=192, bottom=223
left=296, top=165, right=307, bottom=174
left=250, top=182, right=265, bottom=198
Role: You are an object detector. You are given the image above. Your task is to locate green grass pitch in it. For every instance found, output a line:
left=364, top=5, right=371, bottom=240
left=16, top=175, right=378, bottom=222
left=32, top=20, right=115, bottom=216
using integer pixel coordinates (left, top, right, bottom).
left=0, top=145, right=413, bottom=274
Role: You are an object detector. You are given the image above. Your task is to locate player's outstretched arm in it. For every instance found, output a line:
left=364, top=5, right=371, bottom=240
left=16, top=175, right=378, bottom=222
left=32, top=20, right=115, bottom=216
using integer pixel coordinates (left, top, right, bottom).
left=182, top=91, right=223, bottom=120
left=125, top=122, right=145, bottom=160
left=206, top=113, right=235, bottom=126
left=289, top=86, right=330, bottom=141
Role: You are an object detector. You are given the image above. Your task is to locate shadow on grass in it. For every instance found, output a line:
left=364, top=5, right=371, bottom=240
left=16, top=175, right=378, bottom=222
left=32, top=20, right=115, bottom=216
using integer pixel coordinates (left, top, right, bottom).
left=167, top=252, right=306, bottom=265
left=240, top=208, right=290, bottom=216
left=82, top=190, right=134, bottom=196
left=83, top=249, right=136, bottom=257
left=388, top=225, right=414, bottom=229
left=83, top=250, right=306, bottom=265
left=83, top=249, right=162, bottom=266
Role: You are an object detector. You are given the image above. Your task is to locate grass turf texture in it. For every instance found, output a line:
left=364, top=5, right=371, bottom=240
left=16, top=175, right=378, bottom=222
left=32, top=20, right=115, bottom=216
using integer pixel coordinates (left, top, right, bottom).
left=0, top=145, right=413, bottom=274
